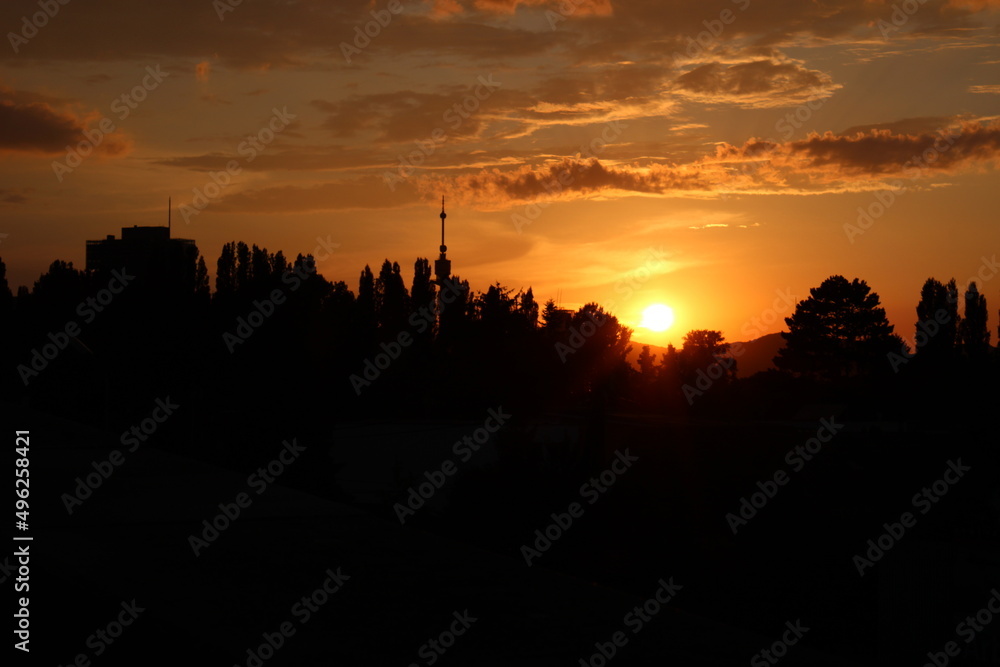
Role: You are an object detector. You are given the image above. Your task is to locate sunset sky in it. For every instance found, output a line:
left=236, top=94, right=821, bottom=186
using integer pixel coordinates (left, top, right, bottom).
left=2, top=0, right=998, bottom=347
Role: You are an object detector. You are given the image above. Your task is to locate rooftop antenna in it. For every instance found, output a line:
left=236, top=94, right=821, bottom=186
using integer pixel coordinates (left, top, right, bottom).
left=168, top=197, right=171, bottom=233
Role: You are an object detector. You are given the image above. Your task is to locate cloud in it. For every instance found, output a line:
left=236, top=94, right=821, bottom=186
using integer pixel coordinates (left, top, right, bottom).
left=671, top=59, right=841, bottom=108
left=420, top=157, right=708, bottom=207
left=0, top=0, right=575, bottom=68
left=969, top=84, right=1000, bottom=94
left=159, top=118, right=1000, bottom=211
left=777, top=121, right=1000, bottom=176
left=310, top=79, right=654, bottom=148
left=517, top=64, right=678, bottom=129
left=838, top=116, right=964, bottom=136
left=418, top=120, right=1000, bottom=207
left=0, top=85, right=130, bottom=156
left=0, top=0, right=995, bottom=70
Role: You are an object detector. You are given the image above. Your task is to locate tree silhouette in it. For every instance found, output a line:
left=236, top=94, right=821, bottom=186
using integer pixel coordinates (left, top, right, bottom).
left=235, top=241, right=252, bottom=293
left=438, top=275, right=470, bottom=343
left=195, top=256, right=210, bottom=301
left=560, top=303, right=632, bottom=395
left=775, top=275, right=903, bottom=379
left=356, top=264, right=376, bottom=344
left=411, top=258, right=435, bottom=311
left=251, top=244, right=271, bottom=290
left=477, top=283, right=518, bottom=329
left=0, top=256, right=11, bottom=311
left=215, top=242, right=236, bottom=297
left=958, top=281, right=990, bottom=359
left=637, top=345, right=655, bottom=377
left=29, top=260, right=88, bottom=330
left=410, top=258, right=435, bottom=345
left=519, top=288, right=539, bottom=330
left=541, top=299, right=569, bottom=332
left=914, top=278, right=959, bottom=361
left=680, top=329, right=736, bottom=385
left=375, top=259, right=410, bottom=334
left=659, top=345, right=680, bottom=379
left=272, top=250, right=288, bottom=276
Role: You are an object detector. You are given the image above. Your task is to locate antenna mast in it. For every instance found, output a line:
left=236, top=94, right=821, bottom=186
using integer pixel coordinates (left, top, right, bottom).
left=440, top=196, right=446, bottom=250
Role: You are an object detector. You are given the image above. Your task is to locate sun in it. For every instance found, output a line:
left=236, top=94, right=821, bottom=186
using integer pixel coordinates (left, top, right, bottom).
left=640, top=304, right=675, bottom=332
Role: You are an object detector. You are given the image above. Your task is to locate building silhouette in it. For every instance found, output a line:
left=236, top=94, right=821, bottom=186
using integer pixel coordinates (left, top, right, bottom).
left=85, top=204, right=199, bottom=292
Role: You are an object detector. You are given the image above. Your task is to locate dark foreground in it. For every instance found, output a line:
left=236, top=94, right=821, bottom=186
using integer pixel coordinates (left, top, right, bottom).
left=12, top=401, right=1000, bottom=666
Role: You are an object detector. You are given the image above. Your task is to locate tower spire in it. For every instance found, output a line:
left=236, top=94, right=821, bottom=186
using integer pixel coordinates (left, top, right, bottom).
left=434, top=195, right=451, bottom=288
left=168, top=197, right=171, bottom=233
left=439, top=195, right=447, bottom=251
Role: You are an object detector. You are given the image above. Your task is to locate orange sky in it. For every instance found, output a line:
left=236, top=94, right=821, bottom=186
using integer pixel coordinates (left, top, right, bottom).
left=1, top=0, right=998, bottom=347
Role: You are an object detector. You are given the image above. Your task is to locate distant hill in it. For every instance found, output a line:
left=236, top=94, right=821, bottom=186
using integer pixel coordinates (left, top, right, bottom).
left=628, top=332, right=786, bottom=378
left=728, top=332, right=786, bottom=377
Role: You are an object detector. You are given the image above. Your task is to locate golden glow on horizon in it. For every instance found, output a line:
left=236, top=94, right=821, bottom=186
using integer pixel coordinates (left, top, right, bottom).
left=640, top=304, right=675, bottom=332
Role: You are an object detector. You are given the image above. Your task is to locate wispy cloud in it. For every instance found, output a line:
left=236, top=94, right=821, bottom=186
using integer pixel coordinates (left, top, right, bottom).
left=417, top=120, right=1000, bottom=207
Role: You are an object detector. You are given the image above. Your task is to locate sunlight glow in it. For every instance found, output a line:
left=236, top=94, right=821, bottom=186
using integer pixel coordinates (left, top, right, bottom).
left=640, top=304, right=675, bottom=332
